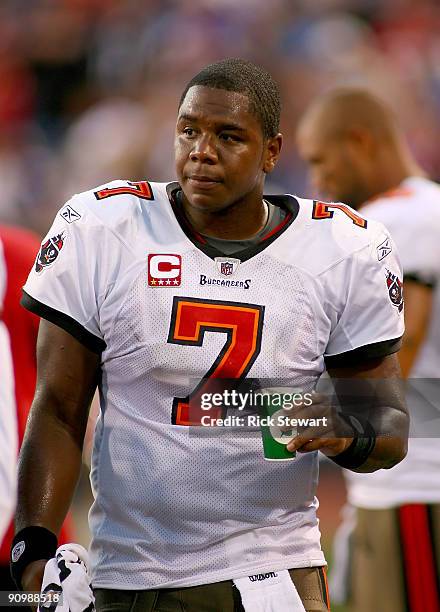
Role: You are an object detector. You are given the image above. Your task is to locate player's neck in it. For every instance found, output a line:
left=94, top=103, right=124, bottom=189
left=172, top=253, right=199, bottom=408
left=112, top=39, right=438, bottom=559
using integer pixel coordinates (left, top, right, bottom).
left=363, top=150, right=424, bottom=205
left=182, top=196, right=269, bottom=240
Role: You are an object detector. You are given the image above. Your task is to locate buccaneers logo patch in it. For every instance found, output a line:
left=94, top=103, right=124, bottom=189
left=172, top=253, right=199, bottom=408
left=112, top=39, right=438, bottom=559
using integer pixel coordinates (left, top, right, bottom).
left=35, top=232, right=65, bottom=273
left=386, top=269, right=403, bottom=312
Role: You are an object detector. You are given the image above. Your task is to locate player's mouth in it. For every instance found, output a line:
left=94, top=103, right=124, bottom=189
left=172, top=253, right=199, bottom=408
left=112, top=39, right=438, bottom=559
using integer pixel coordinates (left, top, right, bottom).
left=187, top=175, right=222, bottom=190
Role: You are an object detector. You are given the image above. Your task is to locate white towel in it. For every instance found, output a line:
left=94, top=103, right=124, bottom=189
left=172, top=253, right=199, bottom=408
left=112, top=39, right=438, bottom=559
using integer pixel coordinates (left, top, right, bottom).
left=233, top=569, right=306, bottom=611
left=38, top=543, right=95, bottom=612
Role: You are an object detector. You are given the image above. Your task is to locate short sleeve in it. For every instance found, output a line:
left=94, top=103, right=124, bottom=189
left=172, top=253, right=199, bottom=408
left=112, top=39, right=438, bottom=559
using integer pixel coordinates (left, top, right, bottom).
left=21, top=197, right=106, bottom=353
left=324, top=227, right=404, bottom=367
left=381, top=215, right=440, bottom=289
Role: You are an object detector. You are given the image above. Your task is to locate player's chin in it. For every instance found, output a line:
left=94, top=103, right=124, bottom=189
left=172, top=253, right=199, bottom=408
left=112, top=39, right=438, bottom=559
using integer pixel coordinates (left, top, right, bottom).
left=184, top=186, right=228, bottom=212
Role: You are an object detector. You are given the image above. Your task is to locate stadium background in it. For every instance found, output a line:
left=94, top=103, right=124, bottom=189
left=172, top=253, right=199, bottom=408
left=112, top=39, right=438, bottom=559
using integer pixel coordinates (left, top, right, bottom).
left=2, top=0, right=439, bottom=609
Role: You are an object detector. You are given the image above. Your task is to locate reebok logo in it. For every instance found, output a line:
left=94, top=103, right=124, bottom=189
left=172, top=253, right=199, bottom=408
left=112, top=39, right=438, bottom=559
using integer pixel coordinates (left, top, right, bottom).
left=60, top=204, right=81, bottom=224
left=377, top=236, right=392, bottom=261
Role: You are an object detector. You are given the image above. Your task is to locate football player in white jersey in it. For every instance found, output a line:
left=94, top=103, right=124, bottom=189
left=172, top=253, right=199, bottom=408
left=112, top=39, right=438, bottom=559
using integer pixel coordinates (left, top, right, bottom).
left=13, top=61, right=408, bottom=612
left=298, top=88, right=440, bottom=612
left=0, top=239, right=18, bottom=545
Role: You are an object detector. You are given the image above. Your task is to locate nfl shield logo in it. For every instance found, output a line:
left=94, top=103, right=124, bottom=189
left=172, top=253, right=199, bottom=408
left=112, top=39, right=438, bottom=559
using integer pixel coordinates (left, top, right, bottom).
left=215, top=257, right=240, bottom=277
left=221, top=261, right=233, bottom=276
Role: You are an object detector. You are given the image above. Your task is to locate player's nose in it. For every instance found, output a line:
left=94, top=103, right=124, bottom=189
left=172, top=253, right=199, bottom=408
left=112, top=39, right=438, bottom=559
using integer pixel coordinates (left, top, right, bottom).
left=190, top=134, right=218, bottom=164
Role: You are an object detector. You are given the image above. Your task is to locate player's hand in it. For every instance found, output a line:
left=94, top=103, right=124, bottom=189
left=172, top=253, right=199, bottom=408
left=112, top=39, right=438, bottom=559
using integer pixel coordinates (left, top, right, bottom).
left=279, top=391, right=354, bottom=456
left=21, top=559, right=46, bottom=609
left=286, top=435, right=353, bottom=456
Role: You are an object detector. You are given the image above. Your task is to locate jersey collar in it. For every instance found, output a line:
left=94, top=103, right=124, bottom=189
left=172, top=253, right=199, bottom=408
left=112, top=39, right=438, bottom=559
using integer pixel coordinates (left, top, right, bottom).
left=166, top=182, right=299, bottom=263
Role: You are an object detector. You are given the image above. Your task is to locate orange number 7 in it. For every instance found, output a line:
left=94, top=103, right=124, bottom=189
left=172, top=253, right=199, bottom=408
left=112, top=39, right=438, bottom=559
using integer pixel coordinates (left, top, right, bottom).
left=94, top=181, right=153, bottom=201
left=312, top=201, right=367, bottom=228
left=167, top=297, right=264, bottom=426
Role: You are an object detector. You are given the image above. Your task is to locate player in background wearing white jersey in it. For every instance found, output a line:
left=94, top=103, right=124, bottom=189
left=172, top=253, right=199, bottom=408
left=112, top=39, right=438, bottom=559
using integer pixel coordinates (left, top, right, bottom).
left=298, top=89, right=440, bottom=612
left=0, top=238, right=18, bottom=545
left=12, top=61, right=408, bottom=612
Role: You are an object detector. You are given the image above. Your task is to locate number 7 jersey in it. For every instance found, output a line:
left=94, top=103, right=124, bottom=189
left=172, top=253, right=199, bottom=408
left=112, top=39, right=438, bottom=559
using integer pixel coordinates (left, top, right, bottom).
left=22, top=180, right=404, bottom=589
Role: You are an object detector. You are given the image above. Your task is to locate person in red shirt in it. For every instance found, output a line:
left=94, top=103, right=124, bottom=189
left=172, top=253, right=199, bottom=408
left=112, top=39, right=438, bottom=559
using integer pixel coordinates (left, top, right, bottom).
left=0, top=224, right=73, bottom=589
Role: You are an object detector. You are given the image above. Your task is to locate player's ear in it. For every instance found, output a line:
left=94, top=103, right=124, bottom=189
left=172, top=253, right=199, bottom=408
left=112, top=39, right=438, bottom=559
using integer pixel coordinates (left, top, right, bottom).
left=263, top=133, right=283, bottom=174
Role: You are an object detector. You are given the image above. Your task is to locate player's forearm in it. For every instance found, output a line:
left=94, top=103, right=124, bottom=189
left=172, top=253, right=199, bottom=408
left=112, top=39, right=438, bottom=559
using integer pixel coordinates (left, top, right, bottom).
left=15, top=401, right=84, bottom=535
left=323, top=399, right=409, bottom=473
left=348, top=406, right=408, bottom=473
left=349, top=435, right=407, bottom=473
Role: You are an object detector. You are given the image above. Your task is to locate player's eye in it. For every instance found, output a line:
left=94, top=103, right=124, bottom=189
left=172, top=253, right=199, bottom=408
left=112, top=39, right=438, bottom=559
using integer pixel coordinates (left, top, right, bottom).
left=220, top=133, right=241, bottom=142
left=183, top=127, right=196, bottom=137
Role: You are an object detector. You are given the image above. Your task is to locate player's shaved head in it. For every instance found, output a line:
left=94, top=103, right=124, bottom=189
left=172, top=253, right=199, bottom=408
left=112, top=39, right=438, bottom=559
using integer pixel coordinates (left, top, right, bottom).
left=179, top=58, right=281, bottom=139
left=298, top=88, right=399, bottom=145
left=297, top=88, right=420, bottom=208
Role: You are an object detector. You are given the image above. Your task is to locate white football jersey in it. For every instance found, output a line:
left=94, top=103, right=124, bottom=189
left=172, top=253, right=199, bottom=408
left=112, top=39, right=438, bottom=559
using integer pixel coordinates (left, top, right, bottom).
left=23, top=180, right=404, bottom=588
left=0, top=240, right=17, bottom=544
left=346, top=176, right=440, bottom=509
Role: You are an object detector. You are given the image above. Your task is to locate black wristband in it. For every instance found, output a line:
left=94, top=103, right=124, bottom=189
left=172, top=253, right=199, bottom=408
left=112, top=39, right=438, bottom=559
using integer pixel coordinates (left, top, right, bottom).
left=331, top=420, right=376, bottom=470
left=10, top=526, right=58, bottom=589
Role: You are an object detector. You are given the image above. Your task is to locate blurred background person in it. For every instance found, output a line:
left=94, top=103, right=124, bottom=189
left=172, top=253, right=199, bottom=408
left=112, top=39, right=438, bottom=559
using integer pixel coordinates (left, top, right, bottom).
left=0, top=224, right=75, bottom=587
left=297, top=88, right=440, bottom=612
left=0, top=237, right=17, bottom=545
